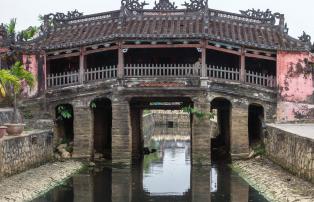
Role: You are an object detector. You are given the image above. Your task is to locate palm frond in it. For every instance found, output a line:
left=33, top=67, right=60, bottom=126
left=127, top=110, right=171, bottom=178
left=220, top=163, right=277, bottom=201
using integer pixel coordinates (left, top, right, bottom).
left=0, top=69, right=21, bottom=96
left=10, top=61, right=35, bottom=88
left=6, top=18, right=16, bottom=36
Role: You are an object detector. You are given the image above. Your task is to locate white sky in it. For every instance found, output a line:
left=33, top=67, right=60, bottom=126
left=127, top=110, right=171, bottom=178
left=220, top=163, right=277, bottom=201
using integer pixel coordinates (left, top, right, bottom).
left=0, top=0, right=313, bottom=42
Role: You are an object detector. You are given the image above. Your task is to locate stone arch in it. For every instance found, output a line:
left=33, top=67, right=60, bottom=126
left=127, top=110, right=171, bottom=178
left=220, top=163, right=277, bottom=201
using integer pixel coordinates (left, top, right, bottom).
left=210, top=97, right=232, bottom=159
left=90, top=97, right=112, bottom=160
left=248, top=103, right=265, bottom=146
left=55, top=103, right=74, bottom=142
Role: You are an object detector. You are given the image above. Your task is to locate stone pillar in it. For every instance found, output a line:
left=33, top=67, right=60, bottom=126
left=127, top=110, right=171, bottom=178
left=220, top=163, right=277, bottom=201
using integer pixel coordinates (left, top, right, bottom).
left=72, top=103, right=93, bottom=158
left=191, top=166, right=211, bottom=202
left=73, top=174, right=94, bottom=202
left=191, top=96, right=211, bottom=166
left=112, top=100, right=132, bottom=165
left=231, top=106, right=249, bottom=159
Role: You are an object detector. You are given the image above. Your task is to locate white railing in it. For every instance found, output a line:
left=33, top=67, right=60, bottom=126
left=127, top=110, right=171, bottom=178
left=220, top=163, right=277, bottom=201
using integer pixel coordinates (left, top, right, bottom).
left=124, top=64, right=200, bottom=77
left=47, top=71, right=79, bottom=88
left=46, top=64, right=276, bottom=89
left=207, top=65, right=240, bottom=81
left=246, top=70, right=276, bottom=88
left=85, top=66, right=117, bottom=82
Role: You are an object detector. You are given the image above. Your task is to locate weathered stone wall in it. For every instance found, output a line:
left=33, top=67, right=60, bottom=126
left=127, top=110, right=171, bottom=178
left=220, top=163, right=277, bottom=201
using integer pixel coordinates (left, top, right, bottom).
left=152, top=110, right=190, bottom=127
left=0, top=130, right=53, bottom=179
left=264, top=125, right=314, bottom=183
left=277, top=51, right=314, bottom=123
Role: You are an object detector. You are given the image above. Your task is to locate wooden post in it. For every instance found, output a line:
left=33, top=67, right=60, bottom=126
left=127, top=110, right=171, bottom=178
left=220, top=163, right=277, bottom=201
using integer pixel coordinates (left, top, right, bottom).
left=201, top=40, right=207, bottom=78
left=240, top=47, right=246, bottom=82
left=79, top=47, right=85, bottom=84
left=118, top=42, right=124, bottom=79
left=43, top=53, right=47, bottom=91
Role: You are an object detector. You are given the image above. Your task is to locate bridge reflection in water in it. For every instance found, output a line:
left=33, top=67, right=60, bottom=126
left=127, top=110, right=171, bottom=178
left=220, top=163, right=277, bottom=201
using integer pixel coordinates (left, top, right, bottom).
left=33, top=126, right=268, bottom=202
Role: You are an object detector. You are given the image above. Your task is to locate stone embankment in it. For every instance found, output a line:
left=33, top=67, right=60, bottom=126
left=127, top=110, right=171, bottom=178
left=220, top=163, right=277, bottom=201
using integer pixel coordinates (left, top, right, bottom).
left=0, top=160, right=84, bottom=202
left=233, top=158, right=314, bottom=202
left=0, top=130, right=54, bottom=179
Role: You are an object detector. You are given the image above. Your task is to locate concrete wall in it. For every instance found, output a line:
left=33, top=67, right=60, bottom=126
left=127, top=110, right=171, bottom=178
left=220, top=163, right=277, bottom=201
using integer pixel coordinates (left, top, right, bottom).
left=277, top=51, right=314, bottom=122
left=264, top=125, right=314, bottom=183
left=0, top=130, right=54, bottom=179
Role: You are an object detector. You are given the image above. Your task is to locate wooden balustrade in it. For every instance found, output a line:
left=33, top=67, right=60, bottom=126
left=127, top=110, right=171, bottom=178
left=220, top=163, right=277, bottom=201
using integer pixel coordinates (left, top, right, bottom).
left=124, top=64, right=200, bottom=77
left=46, top=64, right=276, bottom=89
left=207, top=65, right=240, bottom=81
left=85, top=66, right=117, bottom=82
left=47, top=71, right=79, bottom=88
left=245, top=70, right=276, bottom=88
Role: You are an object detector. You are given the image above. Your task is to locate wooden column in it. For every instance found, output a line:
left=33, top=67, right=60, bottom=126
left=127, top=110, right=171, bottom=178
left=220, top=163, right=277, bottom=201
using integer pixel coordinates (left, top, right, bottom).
left=43, top=53, right=47, bottom=91
left=79, top=48, right=85, bottom=84
left=201, top=40, right=207, bottom=78
left=240, top=47, right=246, bottom=82
left=117, top=43, right=124, bottom=79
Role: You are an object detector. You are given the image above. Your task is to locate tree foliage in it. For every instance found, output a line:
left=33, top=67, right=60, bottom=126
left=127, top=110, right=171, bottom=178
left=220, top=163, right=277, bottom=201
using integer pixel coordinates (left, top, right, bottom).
left=183, top=106, right=215, bottom=120
left=57, top=106, right=72, bottom=120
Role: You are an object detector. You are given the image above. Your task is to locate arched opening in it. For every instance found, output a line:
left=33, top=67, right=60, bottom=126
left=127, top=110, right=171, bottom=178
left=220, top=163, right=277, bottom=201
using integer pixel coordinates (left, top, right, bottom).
left=55, top=104, right=74, bottom=142
left=248, top=104, right=265, bottom=146
left=210, top=98, right=232, bottom=160
left=91, top=98, right=112, bottom=159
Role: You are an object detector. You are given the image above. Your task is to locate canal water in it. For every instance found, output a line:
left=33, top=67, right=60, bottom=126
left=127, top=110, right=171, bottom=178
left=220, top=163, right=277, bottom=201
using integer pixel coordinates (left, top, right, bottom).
left=33, top=126, right=268, bottom=202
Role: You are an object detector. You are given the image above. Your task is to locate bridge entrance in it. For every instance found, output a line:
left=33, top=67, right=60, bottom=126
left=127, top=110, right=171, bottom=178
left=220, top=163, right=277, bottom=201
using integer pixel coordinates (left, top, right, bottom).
left=129, top=97, right=193, bottom=163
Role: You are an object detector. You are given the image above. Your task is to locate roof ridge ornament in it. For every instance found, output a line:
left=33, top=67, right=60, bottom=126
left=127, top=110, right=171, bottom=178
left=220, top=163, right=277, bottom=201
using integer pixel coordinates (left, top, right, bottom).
left=121, top=0, right=149, bottom=11
left=182, top=0, right=208, bottom=11
left=298, top=31, right=311, bottom=44
left=43, top=10, right=83, bottom=27
left=240, top=8, right=281, bottom=25
left=153, top=0, right=177, bottom=10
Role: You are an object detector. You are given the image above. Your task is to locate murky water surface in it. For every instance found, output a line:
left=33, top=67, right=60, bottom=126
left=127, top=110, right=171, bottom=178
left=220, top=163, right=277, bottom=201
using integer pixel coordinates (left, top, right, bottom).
left=33, top=126, right=268, bottom=202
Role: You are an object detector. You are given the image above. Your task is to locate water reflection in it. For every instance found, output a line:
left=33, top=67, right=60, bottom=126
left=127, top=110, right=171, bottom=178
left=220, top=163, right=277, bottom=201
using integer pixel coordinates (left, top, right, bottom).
left=33, top=125, right=268, bottom=202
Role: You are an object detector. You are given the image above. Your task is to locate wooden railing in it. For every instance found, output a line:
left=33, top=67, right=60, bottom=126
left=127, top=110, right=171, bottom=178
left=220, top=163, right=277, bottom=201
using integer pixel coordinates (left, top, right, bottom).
left=85, top=66, right=117, bottom=82
left=246, top=70, right=276, bottom=88
left=47, top=71, right=79, bottom=88
left=46, top=64, right=276, bottom=89
left=124, top=64, right=200, bottom=77
left=207, top=65, right=240, bottom=81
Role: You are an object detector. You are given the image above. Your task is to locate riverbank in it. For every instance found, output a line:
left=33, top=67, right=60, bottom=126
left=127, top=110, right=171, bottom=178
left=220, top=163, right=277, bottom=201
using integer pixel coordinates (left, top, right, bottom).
left=232, top=158, right=314, bottom=202
left=0, top=160, right=84, bottom=202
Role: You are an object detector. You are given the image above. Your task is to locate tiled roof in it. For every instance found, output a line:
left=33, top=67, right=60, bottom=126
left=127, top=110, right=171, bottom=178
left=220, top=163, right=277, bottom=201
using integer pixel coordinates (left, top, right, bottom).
left=30, top=7, right=309, bottom=51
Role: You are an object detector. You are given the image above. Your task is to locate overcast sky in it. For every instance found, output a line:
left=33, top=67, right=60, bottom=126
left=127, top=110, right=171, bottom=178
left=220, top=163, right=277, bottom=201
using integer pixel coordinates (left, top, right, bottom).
left=0, top=0, right=313, bottom=42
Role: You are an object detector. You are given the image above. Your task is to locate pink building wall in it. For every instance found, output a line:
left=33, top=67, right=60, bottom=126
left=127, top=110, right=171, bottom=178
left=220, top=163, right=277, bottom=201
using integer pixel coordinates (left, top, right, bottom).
left=277, top=51, right=314, bottom=122
left=22, top=55, right=38, bottom=97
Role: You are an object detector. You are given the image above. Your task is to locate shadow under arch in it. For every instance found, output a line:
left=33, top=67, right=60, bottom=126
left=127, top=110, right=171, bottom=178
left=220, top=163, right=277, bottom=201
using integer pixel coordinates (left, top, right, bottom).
left=210, top=97, right=232, bottom=161
left=91, top=97, right=112, bottom=160
left=55, top=103, right=74, bottom=142
left=248, top=103, right=265, bottom=146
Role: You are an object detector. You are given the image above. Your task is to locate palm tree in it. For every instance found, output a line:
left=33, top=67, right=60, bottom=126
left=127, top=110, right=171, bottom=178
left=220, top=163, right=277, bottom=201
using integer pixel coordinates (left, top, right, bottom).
left=0, top=69, right=20, bottom=98
left=1, top=62, right=35, bottom=123
left=5, top=18, right=16, bottom=40
left=9, top=61, right=35, bottom=123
